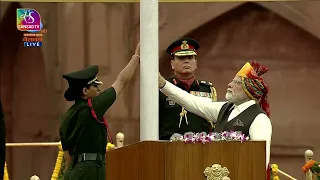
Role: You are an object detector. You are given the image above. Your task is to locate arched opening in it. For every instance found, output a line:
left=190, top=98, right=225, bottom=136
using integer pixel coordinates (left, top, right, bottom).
left=0, top=3, right=23, bottom=179
left=1, top=3, right=58, bottom=179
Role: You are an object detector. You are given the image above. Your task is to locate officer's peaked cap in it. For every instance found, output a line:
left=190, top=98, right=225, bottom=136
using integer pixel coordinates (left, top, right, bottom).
left=166, top=38, right=200, bottom=57
left=62, top=65, right=103, bottom=101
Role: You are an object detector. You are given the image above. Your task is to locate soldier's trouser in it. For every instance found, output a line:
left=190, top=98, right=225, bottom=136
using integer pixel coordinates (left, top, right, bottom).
left=63, top=165, right=72, bottom=180
left=69, top=160, right=106, bottom=180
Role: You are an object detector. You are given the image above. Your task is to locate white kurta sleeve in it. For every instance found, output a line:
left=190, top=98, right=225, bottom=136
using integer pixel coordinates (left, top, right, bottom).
left=249, top=113, right=272, bottom=169
left=160, top=81, right=226, bottom=122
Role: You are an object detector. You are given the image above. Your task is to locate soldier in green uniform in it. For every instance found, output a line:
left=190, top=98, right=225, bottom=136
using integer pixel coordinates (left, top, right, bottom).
left=60, top=43, right=140, bottom=180
left=0, top=99, right=5, bottom=179
left=159, top=38, right=218, bottom=140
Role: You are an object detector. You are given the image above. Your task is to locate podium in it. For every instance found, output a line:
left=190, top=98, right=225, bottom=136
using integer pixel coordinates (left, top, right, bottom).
left=106, top=141, right=266, bottom=180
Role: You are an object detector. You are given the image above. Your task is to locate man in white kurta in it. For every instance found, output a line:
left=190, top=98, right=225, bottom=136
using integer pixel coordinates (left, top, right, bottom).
left=159, top=60, right=272, bottom=178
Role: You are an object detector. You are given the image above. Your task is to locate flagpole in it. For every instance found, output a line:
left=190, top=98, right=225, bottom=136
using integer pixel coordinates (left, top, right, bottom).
left=140, top=0, right=159, bottom=141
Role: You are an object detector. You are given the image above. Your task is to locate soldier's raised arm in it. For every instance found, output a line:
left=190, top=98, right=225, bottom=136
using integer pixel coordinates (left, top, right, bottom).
left=62, top=42, right=140, bottom=120
left=112, top=43, right=140, bottom=97
left=92, top=42, right=140, bottom=118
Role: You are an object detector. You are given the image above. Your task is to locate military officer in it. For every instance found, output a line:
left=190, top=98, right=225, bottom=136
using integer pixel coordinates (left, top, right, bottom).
left=60, top=43, right=140, bottom=180
left=0, top=99, right=5, bottom=179
left=159, top=38, right=218, bottom=140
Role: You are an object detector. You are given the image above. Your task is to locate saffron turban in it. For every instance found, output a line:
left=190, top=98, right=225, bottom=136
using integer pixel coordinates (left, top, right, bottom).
left=236, top=61, right=270, bottom=117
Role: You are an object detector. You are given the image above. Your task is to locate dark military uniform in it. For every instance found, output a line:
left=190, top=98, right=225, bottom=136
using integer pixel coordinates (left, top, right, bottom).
left=159, top=77, right=217, bottom=140
left=0, top=100, right=5, bottom=179
left=60, top=65, right=116, bottom=180
left=159, top=38, right=218, bottom=140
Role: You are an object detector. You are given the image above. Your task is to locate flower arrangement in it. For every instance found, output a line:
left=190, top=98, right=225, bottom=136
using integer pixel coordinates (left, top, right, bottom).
left=270, top=164, right=280, bottom=180
left=170, top=131, right=249, bottom=144
left=107, top=142, right=116, bottom=151
left=4, top=162, right=9, bottom=180
left=302, top=160, right=320, bottom=180
left=57, top=157, right=65, bottom=180
left=52, top=143, right=64, bottom=180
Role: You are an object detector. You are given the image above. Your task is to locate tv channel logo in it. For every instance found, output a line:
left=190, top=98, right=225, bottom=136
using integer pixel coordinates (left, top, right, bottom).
left=16, top=8, right=43, bottom=32
left=23, top=41, right=42, bottom=47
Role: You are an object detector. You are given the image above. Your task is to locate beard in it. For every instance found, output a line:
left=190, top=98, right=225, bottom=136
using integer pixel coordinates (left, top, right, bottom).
left=225, top=90, right=248, bottom=105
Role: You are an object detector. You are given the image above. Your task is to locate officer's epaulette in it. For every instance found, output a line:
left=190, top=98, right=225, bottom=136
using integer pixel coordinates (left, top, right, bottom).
left=167, top=77, right=179, bottom=85
left=198, top=80, right=213, bottom=87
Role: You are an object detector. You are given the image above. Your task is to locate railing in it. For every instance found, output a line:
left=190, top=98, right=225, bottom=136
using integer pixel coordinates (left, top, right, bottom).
left=271, top=149, right=319, bottom=180
left=4, top=132, right=124, bottom=180
left=270, top=163, right=297, bottom=180
left=303, top=149, right=319, bottom=180
left=305, top=149, right=314, bottom=180
left=6, top=142, right=61, bottom=147
left=5, top=142, right=65, bottom=180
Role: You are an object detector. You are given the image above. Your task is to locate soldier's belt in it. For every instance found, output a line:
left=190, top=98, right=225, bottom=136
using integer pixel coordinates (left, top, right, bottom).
left=74, top=153, right=105, bottom=162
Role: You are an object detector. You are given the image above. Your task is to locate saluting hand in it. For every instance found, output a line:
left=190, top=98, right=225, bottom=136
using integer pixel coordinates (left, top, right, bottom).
left=158, top=72, right=166, bottom=89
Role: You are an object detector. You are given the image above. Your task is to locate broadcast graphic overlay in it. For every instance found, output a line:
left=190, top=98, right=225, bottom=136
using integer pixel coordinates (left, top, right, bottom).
left=17, top=8, right=47, bottom=47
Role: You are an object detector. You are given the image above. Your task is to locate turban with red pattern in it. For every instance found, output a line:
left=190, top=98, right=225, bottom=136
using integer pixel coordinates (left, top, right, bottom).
left=236, top=61, right=270, bottom=117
